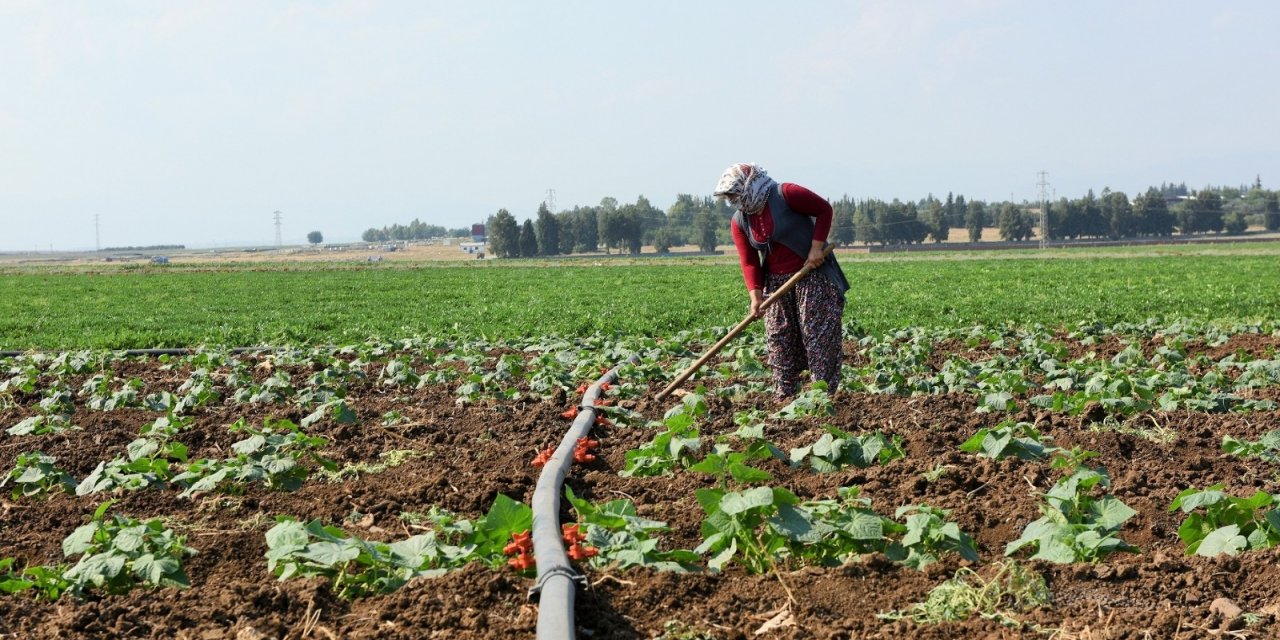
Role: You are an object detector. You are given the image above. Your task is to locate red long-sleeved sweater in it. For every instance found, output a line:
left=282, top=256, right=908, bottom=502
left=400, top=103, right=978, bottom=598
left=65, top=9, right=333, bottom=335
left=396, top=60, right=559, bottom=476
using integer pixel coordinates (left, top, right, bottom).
left=731, top=182, right=833, bottom=291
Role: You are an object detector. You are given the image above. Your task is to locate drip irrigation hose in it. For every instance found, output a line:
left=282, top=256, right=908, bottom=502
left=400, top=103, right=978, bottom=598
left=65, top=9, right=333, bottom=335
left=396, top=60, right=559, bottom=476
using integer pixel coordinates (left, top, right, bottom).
left=530, top=354, right=639, bottom=640
left=0, top=347, right=278, bottom=358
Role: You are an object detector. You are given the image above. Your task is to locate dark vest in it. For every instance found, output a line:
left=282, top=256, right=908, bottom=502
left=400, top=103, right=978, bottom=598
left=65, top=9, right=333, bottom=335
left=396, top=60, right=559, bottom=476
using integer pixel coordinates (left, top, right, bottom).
left=733, top=184, right=850, bottom=299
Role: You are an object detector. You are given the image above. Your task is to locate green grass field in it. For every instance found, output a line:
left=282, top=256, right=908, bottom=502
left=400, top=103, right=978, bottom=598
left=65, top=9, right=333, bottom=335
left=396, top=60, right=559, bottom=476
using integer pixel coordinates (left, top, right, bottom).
left=3, top=244, right=1279, bottom=350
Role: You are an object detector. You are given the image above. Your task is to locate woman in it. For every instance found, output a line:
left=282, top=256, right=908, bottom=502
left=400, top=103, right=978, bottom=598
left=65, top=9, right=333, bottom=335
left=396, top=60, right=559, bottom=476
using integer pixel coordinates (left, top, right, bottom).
left=714, top=163, right=849, bottom=399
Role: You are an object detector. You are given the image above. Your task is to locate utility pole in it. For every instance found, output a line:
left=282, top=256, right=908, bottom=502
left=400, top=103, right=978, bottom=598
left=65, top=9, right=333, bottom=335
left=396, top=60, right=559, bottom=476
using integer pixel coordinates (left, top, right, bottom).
left=94, top=214, right=100, bottom=251
left=1036, top=171, right=1050, bottom=249
left=273, top=211, right=283, bottom=247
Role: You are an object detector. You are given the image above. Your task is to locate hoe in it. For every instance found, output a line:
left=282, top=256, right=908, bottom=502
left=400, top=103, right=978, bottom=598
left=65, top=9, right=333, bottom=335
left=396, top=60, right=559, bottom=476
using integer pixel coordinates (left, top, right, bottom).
left=656, top=242, right=835, bottom=400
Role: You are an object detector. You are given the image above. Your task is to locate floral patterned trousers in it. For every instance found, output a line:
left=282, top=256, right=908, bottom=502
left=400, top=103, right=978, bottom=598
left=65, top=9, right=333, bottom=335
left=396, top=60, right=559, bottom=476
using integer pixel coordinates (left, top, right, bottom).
left=764, top=270, right=845, bottom=398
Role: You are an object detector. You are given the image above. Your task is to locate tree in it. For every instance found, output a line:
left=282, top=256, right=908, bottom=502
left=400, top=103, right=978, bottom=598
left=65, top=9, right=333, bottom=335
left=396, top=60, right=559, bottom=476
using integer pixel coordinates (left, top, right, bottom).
left=652, top=228, right=674, bottom=254
left=831, top=196, right=856, bottom=245
left=488, top=209, right=520, bottom=258
left=535, top=203, right=559, bottom=256
left=694, top=210, right=719, bottom=253
left=1102, top=189, right=1134, bottom=239
left=1193, top=189, right=1225, bottom=234
left=556, top=212, right=576, bottom=254
left=575, top=208, right=599, bottom=253
left=1264, top=193, right=1280, bottom=231
left=307, top=231, right=323, bottom=245
left=1224, top=211, right=1248, bottom=235
left=966, top=201, right=985, bottom=242
left=926, top=199, right=948, bottom=243
left=1132, top=188, right=1174, bottom=236
left=519, top=219, right=538, bottom=258
left=855, top=200, right=881, bottom=246
left=997, top=203, right=1032, bottom=241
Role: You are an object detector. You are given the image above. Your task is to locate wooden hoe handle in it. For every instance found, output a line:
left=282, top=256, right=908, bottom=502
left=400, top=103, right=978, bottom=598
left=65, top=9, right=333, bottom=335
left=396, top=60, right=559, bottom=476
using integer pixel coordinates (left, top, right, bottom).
left=655, top=243, right=836, bottom=400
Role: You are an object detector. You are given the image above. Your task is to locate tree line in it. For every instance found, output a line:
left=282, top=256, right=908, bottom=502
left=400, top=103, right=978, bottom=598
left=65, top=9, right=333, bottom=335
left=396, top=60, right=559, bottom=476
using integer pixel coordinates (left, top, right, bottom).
left=369, top=178, right=1280, bottom=257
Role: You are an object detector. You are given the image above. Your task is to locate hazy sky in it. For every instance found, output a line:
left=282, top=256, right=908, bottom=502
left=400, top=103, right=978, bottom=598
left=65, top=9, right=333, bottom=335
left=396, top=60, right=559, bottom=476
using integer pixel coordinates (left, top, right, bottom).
left=2, top=1, right=1277, bottom=251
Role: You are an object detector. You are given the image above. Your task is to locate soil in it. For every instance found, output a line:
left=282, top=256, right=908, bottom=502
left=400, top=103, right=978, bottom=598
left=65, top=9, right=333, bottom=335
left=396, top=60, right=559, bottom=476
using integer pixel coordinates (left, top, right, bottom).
left=2, top=337, right=1280, bottom=639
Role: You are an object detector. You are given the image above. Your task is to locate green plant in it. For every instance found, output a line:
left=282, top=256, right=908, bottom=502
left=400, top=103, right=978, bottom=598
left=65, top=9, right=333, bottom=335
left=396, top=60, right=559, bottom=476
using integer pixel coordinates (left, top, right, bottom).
left=75, top=414, right=194, bottom=496
left=878, top=561, right=1050, bottom=626
left=1222, top=430, right=1280, bottom=464
left=173, top=418, right=336, bottom=495
left=790, top=428, right=905, bottom=472
left=564, top=486, right=699, bottom=572
left=921, top=464, right=952, bottom=483
left=317, top=449, right=423, bottom=483
left=0, top=558, right=70, bottom=600
left=6, top=414, right=77, bottom=436
left=266, top=494, right=531, bottom=598
left=265, top=518, right=462, bottom=598
left=772, top=381, right=835, bottom=420
left=1169, top=484, right=1280, bottom=556
left=694, top=486, right=889, bottom=574
left=59, top=501, right=197, bottom=596
left=688, top=424, right=782, bottom=489
left=887, top=504, right=980, bottom=570
left=2, top=452, right=74, bottom=499
left=960, top=420, right=1061, bottom=461
left=1005, top=466, right=1137, bottom=563
left=620, top=393, right=707, bottom=477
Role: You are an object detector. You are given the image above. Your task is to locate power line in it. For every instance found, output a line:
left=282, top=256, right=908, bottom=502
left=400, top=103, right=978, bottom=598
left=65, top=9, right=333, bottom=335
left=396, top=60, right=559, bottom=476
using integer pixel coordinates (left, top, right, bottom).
left=1036, top=171, right=1051, bottom=249
left=273, top=211, right=283, bottom=247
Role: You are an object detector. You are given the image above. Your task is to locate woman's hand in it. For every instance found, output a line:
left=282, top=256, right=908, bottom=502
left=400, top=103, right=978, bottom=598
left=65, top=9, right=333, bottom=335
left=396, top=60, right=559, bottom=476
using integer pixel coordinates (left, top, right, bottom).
left=804, top=240, right=827, bottom=271
left=749, top=288, right=765, bottom=319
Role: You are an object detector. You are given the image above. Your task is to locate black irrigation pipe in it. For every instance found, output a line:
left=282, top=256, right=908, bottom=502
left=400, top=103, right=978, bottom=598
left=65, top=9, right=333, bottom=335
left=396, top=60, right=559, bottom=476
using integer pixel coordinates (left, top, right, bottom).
left=0, top=347, right=280, bottom=358
left=529, top=353, right=639, bottom=640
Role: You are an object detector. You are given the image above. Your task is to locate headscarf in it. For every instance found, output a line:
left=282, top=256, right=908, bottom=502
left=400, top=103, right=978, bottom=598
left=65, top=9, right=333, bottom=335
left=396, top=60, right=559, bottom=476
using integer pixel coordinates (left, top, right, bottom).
left=713, top=163, right=777, bottom=216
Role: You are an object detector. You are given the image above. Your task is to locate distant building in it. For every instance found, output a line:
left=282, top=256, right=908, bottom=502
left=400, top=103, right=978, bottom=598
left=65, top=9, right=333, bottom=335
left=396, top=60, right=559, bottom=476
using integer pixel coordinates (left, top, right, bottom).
left=460, top=242, right=485, bottom=255
left=471, top=223, right=487, bottom=243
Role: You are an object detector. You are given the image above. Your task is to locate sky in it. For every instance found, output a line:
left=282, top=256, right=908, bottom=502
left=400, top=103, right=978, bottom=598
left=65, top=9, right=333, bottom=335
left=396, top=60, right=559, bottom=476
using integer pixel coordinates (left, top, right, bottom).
left=1, top=1, right=1277, bottom=251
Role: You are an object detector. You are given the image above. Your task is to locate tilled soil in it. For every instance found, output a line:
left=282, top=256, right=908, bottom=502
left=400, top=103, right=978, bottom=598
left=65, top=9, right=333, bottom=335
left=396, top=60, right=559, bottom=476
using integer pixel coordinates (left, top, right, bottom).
left=2, top=340, right=1280, bottom=639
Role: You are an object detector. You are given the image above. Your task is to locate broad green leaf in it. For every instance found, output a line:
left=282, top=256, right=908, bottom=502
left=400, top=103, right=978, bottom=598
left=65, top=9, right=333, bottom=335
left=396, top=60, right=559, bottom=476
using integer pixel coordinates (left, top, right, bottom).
left=299, top=541, right=360, bottom=567
left=266, top=520, right=310, bottom=551
left=1031, top=536, right=1077, bottom=564
left=839, top=512, right=884, bottom=541
left=63, top=523, right=100, bottom=557
left=769, top=504, right=825, bottom=544
left=1094, top=497, right=1137, bottom=530
left=728, top=463, right=772, bottom=484
left=1196, top=525, right=1247, bottom=557
left=719, top=489, right=774, bottom=517
left=113, top=525, right=148, bottom=553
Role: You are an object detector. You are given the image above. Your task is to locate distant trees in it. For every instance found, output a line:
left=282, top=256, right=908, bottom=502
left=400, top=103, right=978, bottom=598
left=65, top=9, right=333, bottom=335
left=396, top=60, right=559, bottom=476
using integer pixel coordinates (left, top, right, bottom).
left=535, top=203, right=560, bottom=256
left=519, top=220, right=538, bottom=258
left=386, top=178, right=1277, bottom=261
left=831, top=196, right=856, bottom=245
left=361, top=219, right=469, bottom=243
left=487, top=209, right=519, bottom=258
left=966, top=201, right=985, bottom=242
left=997, top=203, right=1033, bottom=242
left=1265, top=193, right=1280, bottom=231
left=307, top=231, right=324, bottom=244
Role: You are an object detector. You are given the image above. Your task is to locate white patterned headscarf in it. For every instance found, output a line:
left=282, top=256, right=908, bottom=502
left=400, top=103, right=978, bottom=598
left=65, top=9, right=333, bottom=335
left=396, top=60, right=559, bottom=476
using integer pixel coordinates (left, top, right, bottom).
left=713, top=163, right=777, bottom=215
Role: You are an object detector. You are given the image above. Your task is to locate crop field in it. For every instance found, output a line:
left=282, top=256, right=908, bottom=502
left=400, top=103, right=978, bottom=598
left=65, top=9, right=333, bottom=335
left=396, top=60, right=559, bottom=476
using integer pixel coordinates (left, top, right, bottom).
left=3, top=245, right=1280, bottom=350
left=3, top=247, right=1280, bottom=639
